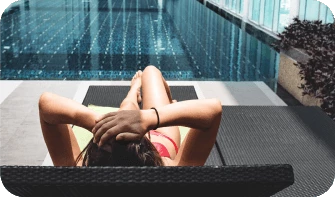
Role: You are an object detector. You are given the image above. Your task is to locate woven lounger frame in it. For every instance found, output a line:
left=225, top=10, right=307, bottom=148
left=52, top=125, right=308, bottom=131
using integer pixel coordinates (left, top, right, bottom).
left=1, top=164, right=294, bottom=197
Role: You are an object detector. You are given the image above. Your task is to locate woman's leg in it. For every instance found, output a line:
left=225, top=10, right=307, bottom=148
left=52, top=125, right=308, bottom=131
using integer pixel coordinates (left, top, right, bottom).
left=141, top=66, right=173, bottom=109
left=141, top=65, right=180, bottom=155
left=118, top=71, right=142, bottom=111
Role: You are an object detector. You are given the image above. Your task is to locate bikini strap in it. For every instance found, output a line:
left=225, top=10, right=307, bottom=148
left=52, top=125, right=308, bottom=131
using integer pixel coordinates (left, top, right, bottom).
left=149, top=130, right=179, bottom=153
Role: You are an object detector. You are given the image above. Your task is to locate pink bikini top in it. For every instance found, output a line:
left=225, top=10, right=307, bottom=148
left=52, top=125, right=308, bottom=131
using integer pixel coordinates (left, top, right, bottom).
left=149, top=130, right=178, bottom=158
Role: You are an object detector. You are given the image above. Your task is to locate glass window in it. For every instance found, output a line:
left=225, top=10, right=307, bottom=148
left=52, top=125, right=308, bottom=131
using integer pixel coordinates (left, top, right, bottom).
left=299, top=0, right=307, bottom=20
left=326, top=7, right=334, bottom=23
left=239, top=0, right=244, bottom=14
left=232, top=0, right=237, bottom=11
left=251, top=0, right=261, bottom=22
left=319, top=3, right=328, bottom=23
left=305, top=0, right=320, bottom=21
left=225, top=0, right=230, bottom=9
left=278, top=0, right=290, bottom=33
left=263, top=0, right=275, bottom=29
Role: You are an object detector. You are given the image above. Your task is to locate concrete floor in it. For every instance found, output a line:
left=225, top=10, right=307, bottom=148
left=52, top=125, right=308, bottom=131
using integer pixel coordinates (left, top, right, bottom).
left=0, top=80, right=286, bottom=166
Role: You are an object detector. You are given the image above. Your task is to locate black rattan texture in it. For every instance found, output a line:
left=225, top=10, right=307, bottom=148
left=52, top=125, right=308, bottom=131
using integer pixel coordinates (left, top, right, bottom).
left=1, top=165, right=294, bottom=197
left=81, top=85, right=198, bottom=107
left=217, top=106, right=335, bottom=197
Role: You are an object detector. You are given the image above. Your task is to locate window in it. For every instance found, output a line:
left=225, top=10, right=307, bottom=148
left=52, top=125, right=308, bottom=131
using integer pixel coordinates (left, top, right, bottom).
left=305, top=0, right=320, bottom=21
left=231, top=0, right=237, bottom=11
left=239, top=0, right=244, bottom=14
left=278, top=0, right=290, bottom=33
left=264, top=0, right=275, bottom=29
left=207, top=0, right=334, bottom=35
left=299, top=0, right=306, bottom=19
left=326, top=7, right=334, bottom=23
left=224, top=0, right=230, bottom=9
left=319, top=3, right=328, bottom=22
left=251, top=0, right=261, bottom=23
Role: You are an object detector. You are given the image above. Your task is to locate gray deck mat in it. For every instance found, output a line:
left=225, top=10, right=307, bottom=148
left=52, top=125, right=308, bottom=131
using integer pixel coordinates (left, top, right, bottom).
left=82, top=85, right=224, bottom=166
left=217, top=106, right=335, bottom=197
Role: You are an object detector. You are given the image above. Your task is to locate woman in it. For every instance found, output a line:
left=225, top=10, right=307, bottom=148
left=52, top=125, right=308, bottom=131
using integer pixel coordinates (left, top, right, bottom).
left=39, top=65, right=222, bottom=166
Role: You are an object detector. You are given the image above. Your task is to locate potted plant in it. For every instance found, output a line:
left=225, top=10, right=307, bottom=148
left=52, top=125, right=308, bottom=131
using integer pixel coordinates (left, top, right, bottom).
left=273, top=17, right=335, bottom=121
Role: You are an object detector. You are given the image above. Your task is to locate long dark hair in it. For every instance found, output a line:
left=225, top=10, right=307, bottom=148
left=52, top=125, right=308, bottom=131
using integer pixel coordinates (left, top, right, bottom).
left=76, top=136, right=163, bottom=166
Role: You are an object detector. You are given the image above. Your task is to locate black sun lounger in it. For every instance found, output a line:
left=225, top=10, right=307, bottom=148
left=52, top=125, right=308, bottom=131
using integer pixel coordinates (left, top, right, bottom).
left=0, top=85, right=294, bottom=197
left=218, top=105, right=335, bottom=197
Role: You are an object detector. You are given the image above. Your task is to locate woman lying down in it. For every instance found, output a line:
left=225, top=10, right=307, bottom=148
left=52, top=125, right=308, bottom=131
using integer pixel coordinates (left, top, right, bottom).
left=39, top=65, right=222, bottom=167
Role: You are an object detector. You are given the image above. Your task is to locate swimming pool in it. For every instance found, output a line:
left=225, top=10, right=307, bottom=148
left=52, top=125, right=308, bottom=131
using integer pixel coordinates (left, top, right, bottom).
left=1, top=0, right=279, bottom=90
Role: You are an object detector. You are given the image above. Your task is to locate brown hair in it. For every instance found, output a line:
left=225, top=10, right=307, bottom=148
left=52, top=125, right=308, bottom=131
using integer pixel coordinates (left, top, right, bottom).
left=76, top=137, right=163, bottom=166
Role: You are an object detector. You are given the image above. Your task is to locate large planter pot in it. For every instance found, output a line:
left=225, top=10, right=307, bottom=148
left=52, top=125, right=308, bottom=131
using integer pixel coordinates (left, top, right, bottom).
left=278, top=47, right=323, bottom=107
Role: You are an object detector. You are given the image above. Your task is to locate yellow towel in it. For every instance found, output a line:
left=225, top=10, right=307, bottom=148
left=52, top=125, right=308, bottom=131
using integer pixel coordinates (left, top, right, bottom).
left=72, top=105, right=190, bottom=151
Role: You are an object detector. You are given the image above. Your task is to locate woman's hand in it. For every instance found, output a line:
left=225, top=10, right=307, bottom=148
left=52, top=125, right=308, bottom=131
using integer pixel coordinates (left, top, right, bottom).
left=92, top=110, right=148, bottom=146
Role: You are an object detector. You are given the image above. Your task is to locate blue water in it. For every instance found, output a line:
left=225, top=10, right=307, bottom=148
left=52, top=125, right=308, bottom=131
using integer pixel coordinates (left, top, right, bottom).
left=1, top=0, right=279, bottom=90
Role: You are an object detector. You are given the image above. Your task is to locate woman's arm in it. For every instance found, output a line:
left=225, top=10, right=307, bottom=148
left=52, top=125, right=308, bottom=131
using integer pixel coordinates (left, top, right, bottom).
left=144, top=98, right=222, bottom=166
left=39, top=92, right=99, bottom=131
left=39, top=92, right=100, bottom=166
left=93, top=98, right=222, bottom=145
left=142, top=98, right=222, bottom=131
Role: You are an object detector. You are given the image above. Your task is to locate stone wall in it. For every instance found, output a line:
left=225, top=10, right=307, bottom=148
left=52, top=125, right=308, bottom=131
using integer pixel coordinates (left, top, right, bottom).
left=278, top=48, right=322, bottom=107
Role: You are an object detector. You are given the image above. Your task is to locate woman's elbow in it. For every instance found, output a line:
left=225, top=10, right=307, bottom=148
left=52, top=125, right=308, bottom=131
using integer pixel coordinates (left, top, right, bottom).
left=211, top=98, right=222, bottom=117
left=38, top=92, right=53, bottom=112
left=204, top=98, right=222, bottom=129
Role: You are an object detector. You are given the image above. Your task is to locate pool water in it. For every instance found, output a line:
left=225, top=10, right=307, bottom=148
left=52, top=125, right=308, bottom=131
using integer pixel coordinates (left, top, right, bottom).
left=1, top=0, right=280, bottom=91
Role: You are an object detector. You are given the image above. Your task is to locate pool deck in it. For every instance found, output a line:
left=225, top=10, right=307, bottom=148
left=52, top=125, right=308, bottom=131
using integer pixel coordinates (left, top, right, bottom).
left=0, top=80, right=287, bottom=166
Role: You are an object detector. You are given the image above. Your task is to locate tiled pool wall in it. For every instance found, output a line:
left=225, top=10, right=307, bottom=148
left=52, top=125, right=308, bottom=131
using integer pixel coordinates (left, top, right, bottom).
left=164, top=0, right=280, bottom=91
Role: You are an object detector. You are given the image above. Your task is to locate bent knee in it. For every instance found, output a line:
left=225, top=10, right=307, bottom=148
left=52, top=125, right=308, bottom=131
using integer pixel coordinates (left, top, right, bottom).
left=143, top=65, right=162, bottom=76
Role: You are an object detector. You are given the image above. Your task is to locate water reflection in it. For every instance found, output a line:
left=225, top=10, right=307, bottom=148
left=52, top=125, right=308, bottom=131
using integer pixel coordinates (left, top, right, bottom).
left=1, top=0, right=279, bottom=90
left=165, top=0, right=279, bottom=90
